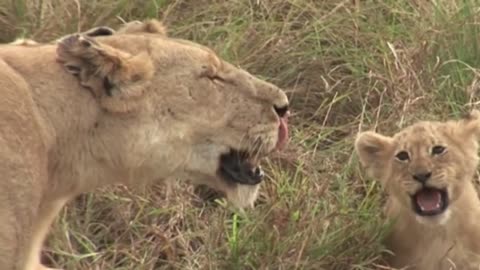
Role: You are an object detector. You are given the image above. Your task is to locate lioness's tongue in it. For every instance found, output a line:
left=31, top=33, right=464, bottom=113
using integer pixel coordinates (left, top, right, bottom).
left=415, top=189, right=442, bottom=212
left=276, top=117, right=289, bottom=150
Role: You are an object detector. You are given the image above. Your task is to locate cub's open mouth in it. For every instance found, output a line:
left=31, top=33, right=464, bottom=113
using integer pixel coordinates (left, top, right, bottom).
left=411, top=187, right=449, bottom=216
left=218, top=149, right=264, bottom=185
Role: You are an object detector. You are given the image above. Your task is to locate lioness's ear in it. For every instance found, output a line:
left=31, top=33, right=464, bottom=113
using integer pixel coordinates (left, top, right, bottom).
left=56, top=34, right=154, bottom=113
left=83, top=26, right=116, bottom=37
left=355, top=131, right=394, bottom=180
left=117, top=19, right=167, bottom=36
left=55, top=27, right=115, bottom=44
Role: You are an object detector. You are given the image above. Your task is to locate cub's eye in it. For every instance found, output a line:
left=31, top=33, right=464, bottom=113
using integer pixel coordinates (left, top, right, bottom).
left=395, top=151, right=410, bottom=162
left=431, top=145, right=446, bottom=155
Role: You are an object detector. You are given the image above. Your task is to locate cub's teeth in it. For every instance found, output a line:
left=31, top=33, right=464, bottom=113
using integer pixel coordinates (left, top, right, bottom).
left=419, top=203, right=441, bottom=213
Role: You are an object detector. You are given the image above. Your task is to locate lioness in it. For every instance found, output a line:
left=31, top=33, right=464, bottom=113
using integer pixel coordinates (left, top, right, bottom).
left=0, top=20, right=289, bottom=270
left=355, top=111, right=480, bottom=269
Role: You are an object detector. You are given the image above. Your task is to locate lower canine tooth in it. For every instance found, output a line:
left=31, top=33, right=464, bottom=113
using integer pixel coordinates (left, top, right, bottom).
left=253, top=166, right=264, bottom=176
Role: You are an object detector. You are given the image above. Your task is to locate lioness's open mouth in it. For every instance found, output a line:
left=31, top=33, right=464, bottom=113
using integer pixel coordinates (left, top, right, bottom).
left=411, top=187, right=449, bottom=216
left=219, top=149, right=264, bottom=185
left=218, top=114, right=289, bottom=185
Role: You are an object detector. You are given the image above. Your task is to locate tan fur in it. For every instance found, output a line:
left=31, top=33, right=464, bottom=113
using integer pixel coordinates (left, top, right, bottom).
left=9, top=39, right=39, bottom=46
left=355, top=110, right=480, bottom=270
left=0, top=19, right=288, bottom=270
left=116, top=19, right=167, bottom=35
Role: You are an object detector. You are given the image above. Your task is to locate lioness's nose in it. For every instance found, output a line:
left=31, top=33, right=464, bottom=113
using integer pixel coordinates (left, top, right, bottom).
left=274, top=105, right=289, bottom=118
left=413, top=172, right=432, bottom=183
left=252, top=78, right=289, bottom=112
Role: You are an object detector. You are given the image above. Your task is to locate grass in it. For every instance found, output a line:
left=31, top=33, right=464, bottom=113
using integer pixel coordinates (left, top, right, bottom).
left=2, top=0, right=480, bottom=269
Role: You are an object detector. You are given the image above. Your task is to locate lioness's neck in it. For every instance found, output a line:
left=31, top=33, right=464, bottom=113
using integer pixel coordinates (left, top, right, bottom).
left=0, top=45, right=100, bottom=139
left=1, top=45, right=121, bottom=197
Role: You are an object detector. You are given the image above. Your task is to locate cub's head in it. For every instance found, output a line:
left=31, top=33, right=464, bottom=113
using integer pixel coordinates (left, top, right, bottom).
left=355, top=111, right=480, bottom=224
left=56, top=20, right=289, bottom=208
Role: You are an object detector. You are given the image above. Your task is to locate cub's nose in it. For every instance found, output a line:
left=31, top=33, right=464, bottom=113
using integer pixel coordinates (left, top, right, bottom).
left=413, top=172, right=432, bottom=183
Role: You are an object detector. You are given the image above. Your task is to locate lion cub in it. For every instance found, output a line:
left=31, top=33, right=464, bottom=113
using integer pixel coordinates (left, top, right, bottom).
left=355, top=110, right=480, bottom=270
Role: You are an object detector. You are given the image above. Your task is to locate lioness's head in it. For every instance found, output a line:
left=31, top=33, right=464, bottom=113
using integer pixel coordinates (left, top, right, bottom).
left=56, top=20, right=289, bottom=208
left=355, top=110, right=480, bottom=224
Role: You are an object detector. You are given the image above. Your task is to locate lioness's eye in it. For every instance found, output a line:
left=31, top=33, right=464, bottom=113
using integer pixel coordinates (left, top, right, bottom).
left=431, top=145, right=446, bottom=155
left=211, top=75, right=226, bottom=83
left=395, top=151, right=410, bottom=161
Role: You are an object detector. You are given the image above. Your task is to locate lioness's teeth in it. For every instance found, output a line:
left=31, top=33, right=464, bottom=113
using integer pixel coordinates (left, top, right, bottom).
left=253, top=166, right=264, bottom=177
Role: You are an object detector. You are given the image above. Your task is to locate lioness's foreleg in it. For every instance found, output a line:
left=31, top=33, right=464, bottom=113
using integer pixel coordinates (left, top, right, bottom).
left=23, top=199, right=68, bottom=270
left=0, top=206, right=22, bottom=269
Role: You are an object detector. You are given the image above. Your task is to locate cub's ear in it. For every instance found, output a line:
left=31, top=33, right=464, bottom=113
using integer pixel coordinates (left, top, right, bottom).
left=56, top=34, right=154, bottom=113
left=459, top=109, right=480, bottom=139
left=355, top=131, right=394, bottom=180
left=117, top=19, right=167, bottom=36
